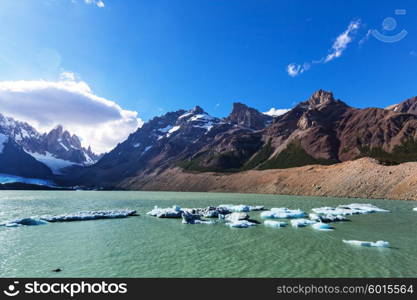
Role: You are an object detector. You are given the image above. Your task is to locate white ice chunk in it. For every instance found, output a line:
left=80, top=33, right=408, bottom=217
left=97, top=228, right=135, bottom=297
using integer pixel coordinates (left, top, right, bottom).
left=226, top=220, right=257, bottom=228
left=147, top=205, right=183, bottom=218
left=261, top=208, right=306, bottom=219
left=225, top=212, right=249, bottom=222
left=264, top=220, right=287, bottom=228
left=1, top=217, right=48, bottom=227
left=43, top=210, right=137, bottom=222
left=311, top=222, right=334, bottom=231
left=343, top=240, right=390, bottom=248
left=413, top=208, right=417, bottom=212
left=290, top=219, right=316, bottom=227
left=309, top=213, right=348, bottom=223
left=218, top=204, right=264, bottom=212
left=312, top=203, right=389, bottom=216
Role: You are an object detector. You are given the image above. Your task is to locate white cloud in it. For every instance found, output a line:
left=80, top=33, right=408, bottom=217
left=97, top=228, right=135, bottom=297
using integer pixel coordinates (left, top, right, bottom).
left=287, top=19, right=361, bottom=77
left=324, top=20, right=360, bottom=63
left=0, top=74, right=142, bottom=153
left=358, top=29, right=371, bottom=46
left=263, top=107, right=290, bottom=117
left=59, top=71, right=76, bottom=81
left=286, top=63, right=310, bottom=77
left=83, top=0, right=105, bottom=8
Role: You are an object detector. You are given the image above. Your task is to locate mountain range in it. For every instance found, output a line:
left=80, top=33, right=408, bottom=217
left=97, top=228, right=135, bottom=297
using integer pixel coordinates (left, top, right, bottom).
left=0, top=113, right=99, bottom=178
left=2, top=89, right=417, bottom=197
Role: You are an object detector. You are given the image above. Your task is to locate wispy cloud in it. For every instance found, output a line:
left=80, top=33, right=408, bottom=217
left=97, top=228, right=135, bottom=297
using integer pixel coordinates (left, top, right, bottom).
left=81, top=0, right=105, bottom=8
left=324, top=20, right=361, bottom=63
left=0, top=72, right=142, bottom=153
left=410, top=50, right=417, bottom=57
left=358, top=29, right=372, bottom=46
left=287, top=19, right=361, bottom=77
left=287, top=63, right=310, bottom=77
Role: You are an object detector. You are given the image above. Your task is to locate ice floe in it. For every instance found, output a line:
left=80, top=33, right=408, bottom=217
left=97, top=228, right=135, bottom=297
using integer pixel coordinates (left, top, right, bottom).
left=1, top=217, right=48, bottom=227
left=225, top=212, right=249, bottom=222
left=226, top=220, right=257, bottom=228
left=1, top=210, right=138, bottom=227
left=43, top=210, right=138, bottom=222
left=147, top=205, right=183, bottom=218
left=290, top=219, right=316, bottom=227
left=195, top=206, right=231, bottom=218
left=218, top=204, right=264, bottom=212
left=312, top=203, right=389, bottom=216
left=261, top=208, right=306, bottom=219
left=413, top=208, right=417, bottom=212
left=311, top=222, right=334, bottom=231
left=181, top=211, right=215, bottom=225
left=264, top=220, right=288, bottom=228
left=309, top=213, right=349, bottom=223
left=343, top=240, right=390, bottom=248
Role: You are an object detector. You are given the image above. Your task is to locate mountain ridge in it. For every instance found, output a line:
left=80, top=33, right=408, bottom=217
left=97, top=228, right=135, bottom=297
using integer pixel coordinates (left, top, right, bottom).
left=0, top=113, right=100, bottom=176
left=67, top=89, right=417, bottom=189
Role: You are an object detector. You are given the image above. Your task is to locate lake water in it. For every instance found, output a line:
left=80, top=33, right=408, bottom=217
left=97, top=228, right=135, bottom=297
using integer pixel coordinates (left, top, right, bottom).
left=0, top=191, right=416, bottom=278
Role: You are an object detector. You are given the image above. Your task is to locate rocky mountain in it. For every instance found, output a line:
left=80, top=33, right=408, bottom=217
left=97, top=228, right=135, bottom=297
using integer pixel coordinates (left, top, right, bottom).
left=226, top=102, right=273, bottom=130
left=386, top=96, right=417, bottom=114
left=69, top=89, right=417, bottom=189
left=0, top=133, right=53, bottom=179
left=0, top=113, right=99, bottom=175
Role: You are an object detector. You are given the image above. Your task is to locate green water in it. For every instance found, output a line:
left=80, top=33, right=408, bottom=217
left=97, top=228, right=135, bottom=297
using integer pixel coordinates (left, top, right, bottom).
left=0, top=191, right=416, bottom=278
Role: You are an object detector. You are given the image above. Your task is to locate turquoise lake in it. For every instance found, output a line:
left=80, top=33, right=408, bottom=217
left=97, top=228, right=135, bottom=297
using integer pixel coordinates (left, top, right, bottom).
left=0, top=191, right=416, bottom=277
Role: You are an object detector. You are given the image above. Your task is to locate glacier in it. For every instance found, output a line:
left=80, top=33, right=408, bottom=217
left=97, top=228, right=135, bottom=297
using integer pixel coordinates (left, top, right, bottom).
left=0, top=173, right=55, bottom=187
left=26, top=151, right=80, bottom=175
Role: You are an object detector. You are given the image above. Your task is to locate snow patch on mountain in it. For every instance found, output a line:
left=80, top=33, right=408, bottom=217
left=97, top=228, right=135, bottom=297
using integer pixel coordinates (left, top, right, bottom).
left=263, top=108, right=290, bottom=117
left=0, top=133, right=8, bottom=154
left=26, top=151, right=80, bottom=175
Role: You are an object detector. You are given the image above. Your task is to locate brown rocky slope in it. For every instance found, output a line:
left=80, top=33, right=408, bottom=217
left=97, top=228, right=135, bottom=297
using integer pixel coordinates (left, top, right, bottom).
left=119, top=157, right=417, bottom=201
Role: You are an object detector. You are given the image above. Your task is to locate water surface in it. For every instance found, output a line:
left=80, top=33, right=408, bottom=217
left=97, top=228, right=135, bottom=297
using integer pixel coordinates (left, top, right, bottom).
left=0, top=191, right=416, bottom=277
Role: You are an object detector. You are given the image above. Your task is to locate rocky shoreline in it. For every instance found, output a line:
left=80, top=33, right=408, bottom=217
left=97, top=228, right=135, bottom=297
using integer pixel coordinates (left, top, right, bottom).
left=119, top=157, right=417, bottom=201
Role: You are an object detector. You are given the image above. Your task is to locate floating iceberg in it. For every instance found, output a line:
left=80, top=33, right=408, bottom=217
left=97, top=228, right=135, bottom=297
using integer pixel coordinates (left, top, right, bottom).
left=312, top=203, right=389, bottom=216
left=0, top=217, right=48, bottom=227
left=413, top=208, right=417, bottom=212
left=225, top=212, right=249, bottom=222
left=261, top=208, right=306, bottom=219
left=343, top=240, right=390, bottom=248
left=226, top=220, right=257, bottom=228
left=195, top=206, right=231, bottom=218
left=309, top=213, right=349, bottom=223
left=290, top=219, right=316, bottom=227
left=264, top=220, right=287, bottom=228
left=218, top=204, right=264, bottom=212
left=147, top=205, right=183, bottom=218
left=43, top=210, right=138, bottom=222
left=1, top=210, right=138, bottom=227
left=181, top=211, right=215, bottom=225
left=311, top=222, right=334, bottom=231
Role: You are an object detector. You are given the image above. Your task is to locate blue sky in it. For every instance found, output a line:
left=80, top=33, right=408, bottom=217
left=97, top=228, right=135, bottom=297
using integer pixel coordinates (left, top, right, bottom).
left=0, top=0, right=416, bottom=151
